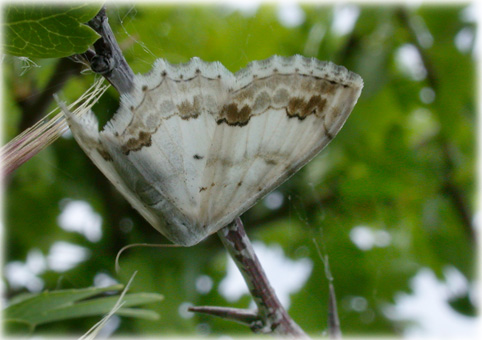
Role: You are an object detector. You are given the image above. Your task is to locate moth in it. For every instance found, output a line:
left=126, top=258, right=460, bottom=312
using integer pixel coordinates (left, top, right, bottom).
left=61, top=55, right=363, bottom=246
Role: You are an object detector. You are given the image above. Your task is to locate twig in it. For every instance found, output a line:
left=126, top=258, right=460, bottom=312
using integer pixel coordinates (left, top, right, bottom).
left=190, top=218, right=309, bottom=338
left=327, top=283, right=341, bottom=339
left=313, top=239, right=341, bottom=339
left=188, top=306, right=259, bottom=326
left=84, top=6, right=134, bottom=94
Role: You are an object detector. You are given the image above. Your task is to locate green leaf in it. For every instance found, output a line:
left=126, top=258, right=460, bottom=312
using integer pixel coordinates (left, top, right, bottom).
left=26, top=293, right=163, bottom=324
left=5, top=284, right=123, bottom=321
left=4, top=285, right=163, bottom=328
left=2, top=4, right=102, bottom=58
left=115, top=308, right=161, bottom=320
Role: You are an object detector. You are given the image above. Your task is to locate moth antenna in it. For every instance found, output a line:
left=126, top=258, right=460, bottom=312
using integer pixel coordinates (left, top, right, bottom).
left=115, top=243, right=181, bottom=273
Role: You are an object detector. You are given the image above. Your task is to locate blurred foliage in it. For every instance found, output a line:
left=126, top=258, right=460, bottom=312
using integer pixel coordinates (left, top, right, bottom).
left=2, top=3, right=476, bottom=338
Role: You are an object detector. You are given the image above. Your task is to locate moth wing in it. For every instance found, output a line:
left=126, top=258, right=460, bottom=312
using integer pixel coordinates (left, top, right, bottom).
left=199, top=56, right=363, bottom=229
left=60, top=104, right=163, bottom=232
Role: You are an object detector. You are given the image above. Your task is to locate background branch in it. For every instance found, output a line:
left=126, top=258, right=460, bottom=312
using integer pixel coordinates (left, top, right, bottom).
left=396, top=7, right=475, bottom=243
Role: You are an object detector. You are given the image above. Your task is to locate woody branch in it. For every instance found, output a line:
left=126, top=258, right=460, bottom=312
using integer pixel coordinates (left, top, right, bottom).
left=190, top=218, right=309, bottom=338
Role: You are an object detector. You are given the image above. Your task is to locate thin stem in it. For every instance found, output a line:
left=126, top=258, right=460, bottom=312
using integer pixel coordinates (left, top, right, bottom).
left=327, top=283, right=341, bottom=339
left=190, top=218, right=309, bottom=338
left=313, top=239, right=341, bottom=339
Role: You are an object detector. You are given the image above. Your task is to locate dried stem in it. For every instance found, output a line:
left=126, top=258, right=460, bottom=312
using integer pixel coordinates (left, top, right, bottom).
left=1, top=79, right=108, bottom=177
left=190, top=218, right=309, bottom=338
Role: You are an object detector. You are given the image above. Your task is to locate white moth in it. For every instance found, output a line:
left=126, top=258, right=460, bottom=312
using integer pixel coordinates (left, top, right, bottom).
left=61, top=55, right=363, bottom=246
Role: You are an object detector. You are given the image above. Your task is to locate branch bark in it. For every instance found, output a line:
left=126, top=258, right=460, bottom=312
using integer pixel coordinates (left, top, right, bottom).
left=190, top=218, right=309, bottom=339
left=83, top=6, right=134, bottom=94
